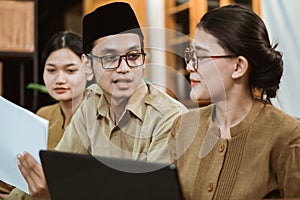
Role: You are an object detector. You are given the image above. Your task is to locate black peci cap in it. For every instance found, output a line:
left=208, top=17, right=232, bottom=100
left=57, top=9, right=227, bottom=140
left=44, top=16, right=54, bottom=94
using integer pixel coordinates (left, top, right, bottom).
left=82, top=2, right=144, bottom=53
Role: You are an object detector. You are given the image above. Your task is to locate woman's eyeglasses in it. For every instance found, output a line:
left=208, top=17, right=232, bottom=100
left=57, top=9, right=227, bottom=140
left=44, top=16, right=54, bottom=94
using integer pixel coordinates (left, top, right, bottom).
left=184, top=47, right=235, bottom=70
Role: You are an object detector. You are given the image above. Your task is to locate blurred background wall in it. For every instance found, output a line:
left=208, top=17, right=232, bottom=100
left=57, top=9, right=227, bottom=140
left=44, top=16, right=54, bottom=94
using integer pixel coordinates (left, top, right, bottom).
left=262, top=0, right=300, bottom=118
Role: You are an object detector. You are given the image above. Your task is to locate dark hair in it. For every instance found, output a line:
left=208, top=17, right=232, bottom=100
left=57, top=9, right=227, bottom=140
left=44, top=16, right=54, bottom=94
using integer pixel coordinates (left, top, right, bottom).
left=82, top=2, right=144, bottom=54
left=41, top=31, right=83, bottom=68
left=197, top=5, right=283, bottom=101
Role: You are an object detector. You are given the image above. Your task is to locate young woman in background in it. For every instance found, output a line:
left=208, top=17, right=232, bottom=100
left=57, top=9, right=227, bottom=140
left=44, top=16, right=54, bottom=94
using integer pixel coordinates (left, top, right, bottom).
left=0, top=31, right=91, bottom=200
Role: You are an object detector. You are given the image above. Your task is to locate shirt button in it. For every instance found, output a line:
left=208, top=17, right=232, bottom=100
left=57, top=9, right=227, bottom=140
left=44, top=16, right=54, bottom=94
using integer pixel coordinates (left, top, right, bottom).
left=219, top=144, right=225, bottom=152
left=207, top=183, right=214, bottom=192
left=146, top=96, right=152, bottom=101
left=112, top=132, right=119, bottom=137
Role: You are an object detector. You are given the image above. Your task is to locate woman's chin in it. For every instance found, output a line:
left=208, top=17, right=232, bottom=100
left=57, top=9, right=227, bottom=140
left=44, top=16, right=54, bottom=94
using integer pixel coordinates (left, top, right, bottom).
left=190, top=90, right=210, bottom=102
left=190, top=91, right=200, bottom=101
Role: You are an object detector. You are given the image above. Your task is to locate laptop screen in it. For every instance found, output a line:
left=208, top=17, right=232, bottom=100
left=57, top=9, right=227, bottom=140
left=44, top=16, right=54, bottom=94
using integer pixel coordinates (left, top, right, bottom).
left=39, top=150, right=183, bottom=200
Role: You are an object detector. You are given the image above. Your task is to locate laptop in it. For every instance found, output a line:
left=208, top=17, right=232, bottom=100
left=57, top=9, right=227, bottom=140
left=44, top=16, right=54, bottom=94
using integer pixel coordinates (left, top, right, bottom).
left=39, top=150, right=183, bottom=200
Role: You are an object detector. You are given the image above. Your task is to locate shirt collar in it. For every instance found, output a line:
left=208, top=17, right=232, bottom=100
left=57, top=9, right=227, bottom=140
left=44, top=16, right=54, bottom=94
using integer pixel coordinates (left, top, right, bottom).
left=96, top=93, right=110, bottom=118
left=208, top=99, right=266, bottom=137
left=126, top=81, right=148, bottom=121
left=199, top=99, right=266, bottom=157
left=96, top=81, right=149, bottom=122
left=229, top=99, right=266, bottom=136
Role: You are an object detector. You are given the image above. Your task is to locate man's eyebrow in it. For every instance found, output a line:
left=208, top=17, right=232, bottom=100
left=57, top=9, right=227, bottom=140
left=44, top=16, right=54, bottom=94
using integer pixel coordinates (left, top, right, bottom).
left=99, top=48, right=117, bottom=55
left=98, top=45, right=141, bottom=55
left=127, top=45, right=141, bottom=51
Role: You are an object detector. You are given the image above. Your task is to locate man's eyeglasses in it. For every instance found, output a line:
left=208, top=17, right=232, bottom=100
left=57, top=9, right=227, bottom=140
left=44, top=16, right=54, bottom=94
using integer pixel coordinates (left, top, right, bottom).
left=87, top=51, right=146, bottom=70
left=184, top=47, right=235, bottom=70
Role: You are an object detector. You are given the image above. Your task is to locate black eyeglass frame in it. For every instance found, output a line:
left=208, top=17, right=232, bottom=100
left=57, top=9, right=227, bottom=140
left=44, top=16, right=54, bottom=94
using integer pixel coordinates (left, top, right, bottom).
left=86, top=51, right=146, bottom=70
left=184, top=47, right=235, bottom=70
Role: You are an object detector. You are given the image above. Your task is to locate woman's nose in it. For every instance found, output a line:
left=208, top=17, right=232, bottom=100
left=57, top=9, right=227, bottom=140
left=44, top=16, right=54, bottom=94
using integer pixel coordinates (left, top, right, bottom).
left=55, top=72, right=67, bottom=84
left=186, top=61, right=197, bottom=72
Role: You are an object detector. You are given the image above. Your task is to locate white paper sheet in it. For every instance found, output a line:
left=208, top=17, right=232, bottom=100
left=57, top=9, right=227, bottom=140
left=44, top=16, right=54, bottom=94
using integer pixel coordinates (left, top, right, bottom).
left=0, top=96, right=48, bottom=194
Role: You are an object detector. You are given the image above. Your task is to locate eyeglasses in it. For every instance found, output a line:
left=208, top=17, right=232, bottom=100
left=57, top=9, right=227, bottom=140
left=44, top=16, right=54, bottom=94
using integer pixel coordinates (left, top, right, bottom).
left=184, top=47, right=235, bottom=70
left=87, top=51, right=146, bottom=70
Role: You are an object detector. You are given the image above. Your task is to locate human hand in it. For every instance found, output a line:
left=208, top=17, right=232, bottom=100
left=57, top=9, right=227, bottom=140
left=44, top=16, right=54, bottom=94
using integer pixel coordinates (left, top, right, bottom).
left=0, top=193, right=9, bottom=200
left=0, top=180, right=15, bottom=200
left=17, top=152, right=50, bottom=200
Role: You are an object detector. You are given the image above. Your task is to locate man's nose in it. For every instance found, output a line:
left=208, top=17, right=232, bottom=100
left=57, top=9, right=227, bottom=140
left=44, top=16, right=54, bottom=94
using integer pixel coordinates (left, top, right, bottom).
left=116, top=57, right=130, bottom=73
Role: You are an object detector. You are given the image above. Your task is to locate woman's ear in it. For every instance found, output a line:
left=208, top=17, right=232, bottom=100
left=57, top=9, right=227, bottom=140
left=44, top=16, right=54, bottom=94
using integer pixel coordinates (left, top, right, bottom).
left=232, top=56, right=248, bottom=79
left=82, top=54, right=94, bottom=81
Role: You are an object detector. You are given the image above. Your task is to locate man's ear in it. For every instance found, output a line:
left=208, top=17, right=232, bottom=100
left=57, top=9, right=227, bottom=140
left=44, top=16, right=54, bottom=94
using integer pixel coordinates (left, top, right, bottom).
left=231, top=56, right=248, bottom=79
left=82, top=54, right=94, bottom=81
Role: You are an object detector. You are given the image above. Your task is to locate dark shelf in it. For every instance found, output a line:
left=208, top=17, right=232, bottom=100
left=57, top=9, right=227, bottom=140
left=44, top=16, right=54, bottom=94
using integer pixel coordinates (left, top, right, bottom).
left=0, top=52, right=34, bottom=59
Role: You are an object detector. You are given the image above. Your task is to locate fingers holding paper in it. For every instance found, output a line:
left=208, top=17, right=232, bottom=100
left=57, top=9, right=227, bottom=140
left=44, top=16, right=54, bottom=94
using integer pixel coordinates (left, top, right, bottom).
left=0, top=179, right=15, bottom=200
left=0, top=193, right=9, bottom=200
left=17, top=152, right=50, bottom=200
left=0, top=179, right=15, bottom=196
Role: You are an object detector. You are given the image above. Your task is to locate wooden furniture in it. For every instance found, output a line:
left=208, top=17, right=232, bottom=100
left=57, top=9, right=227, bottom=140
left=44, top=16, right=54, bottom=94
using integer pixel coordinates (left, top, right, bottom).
left=82, top=0, right=147, bottom=27
left=0, top=0, right=38, bottom=110
left=164, top=0, right=259, bottom=108
left=0, top=1, right=34, bottom=52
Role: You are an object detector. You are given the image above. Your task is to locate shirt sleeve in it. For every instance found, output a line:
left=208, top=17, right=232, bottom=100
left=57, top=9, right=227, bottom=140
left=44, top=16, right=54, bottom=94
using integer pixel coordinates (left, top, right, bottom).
left=277, top=126, right=300, bottom=197
left=7, top=188, right=31, bottom=200
left=146, top=106, right=185, bottom=164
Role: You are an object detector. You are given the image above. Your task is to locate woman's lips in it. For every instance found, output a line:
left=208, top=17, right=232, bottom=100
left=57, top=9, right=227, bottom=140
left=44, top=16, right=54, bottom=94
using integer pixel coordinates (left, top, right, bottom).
left=53, top=88, right=69, bottom=94
left=190, top=79, right=201, bottom=86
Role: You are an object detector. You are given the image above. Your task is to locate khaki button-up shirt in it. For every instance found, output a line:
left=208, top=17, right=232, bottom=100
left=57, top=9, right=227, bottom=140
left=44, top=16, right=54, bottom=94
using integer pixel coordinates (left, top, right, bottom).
left=56, top=82, right=187, bottom=163
left=170, top=100, right=300, bottom=199
left=36, top=103, right=64, bottom=150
